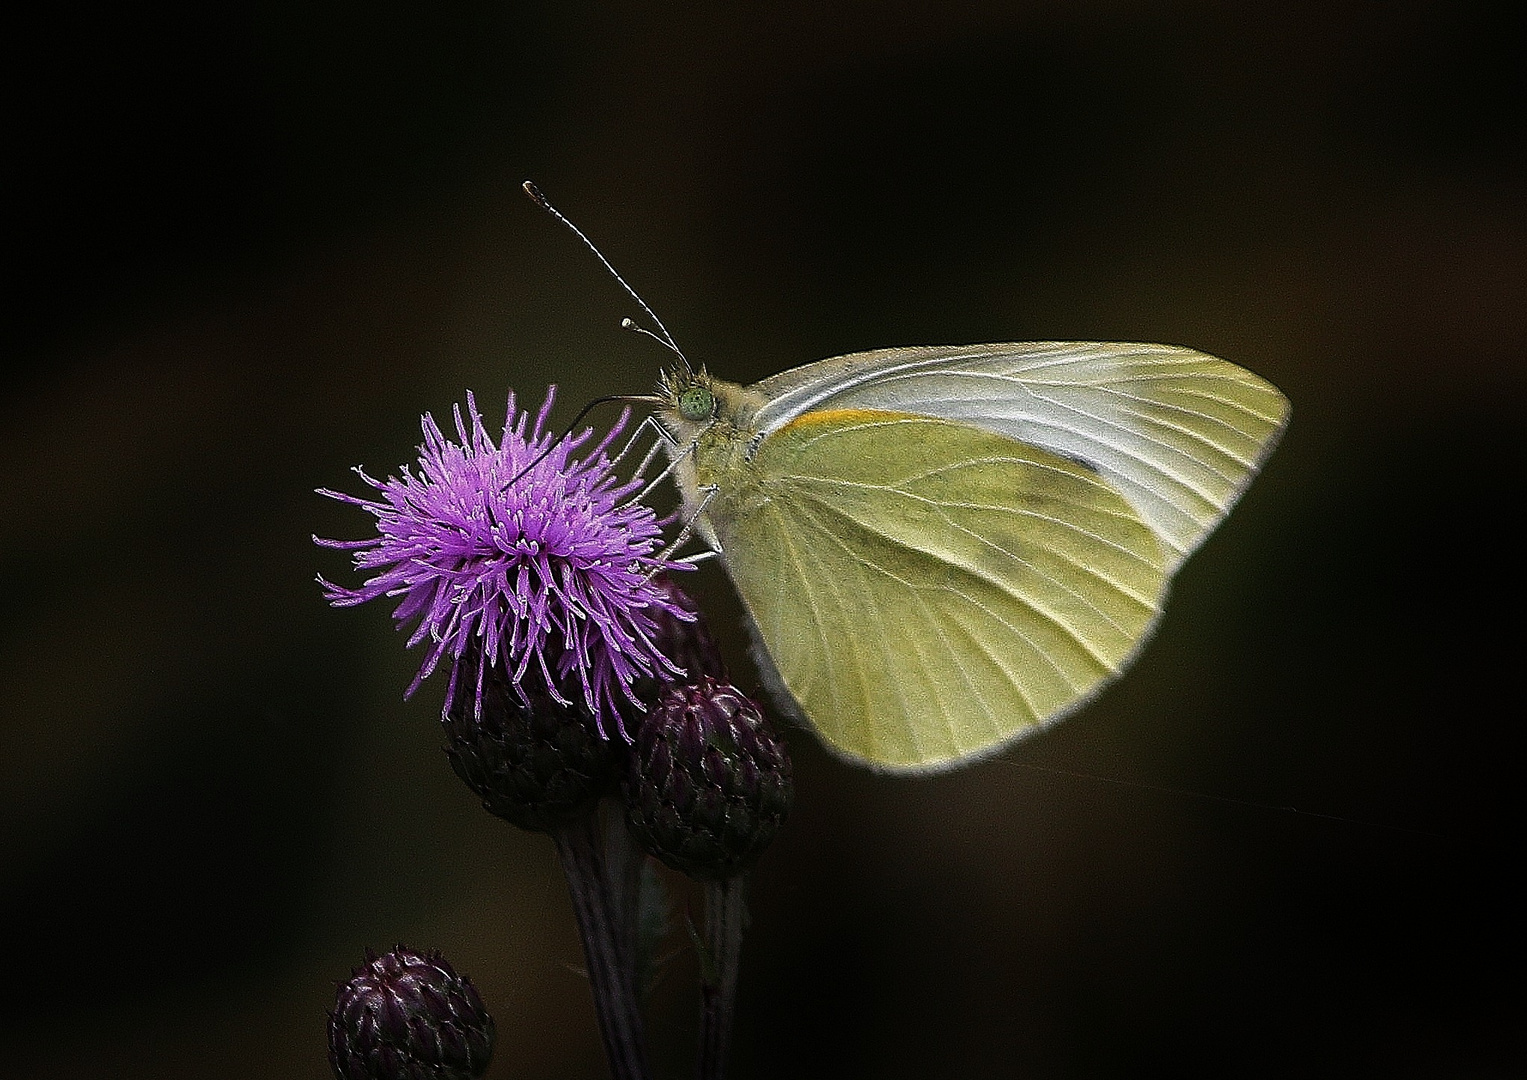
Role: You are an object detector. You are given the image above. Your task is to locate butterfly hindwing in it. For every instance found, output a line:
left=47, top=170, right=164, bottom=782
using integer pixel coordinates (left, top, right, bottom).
left=708, top=408, right=1170, bottom=772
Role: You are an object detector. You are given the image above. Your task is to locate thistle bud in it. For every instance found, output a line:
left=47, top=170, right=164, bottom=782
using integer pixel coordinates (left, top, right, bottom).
left=625, top=678, right=793, bottom=880
left=643, top=575, right=727, bottom=686
left=443, top=649, right=619, bottom=834
left=328, top=946, right=494, bottom=1080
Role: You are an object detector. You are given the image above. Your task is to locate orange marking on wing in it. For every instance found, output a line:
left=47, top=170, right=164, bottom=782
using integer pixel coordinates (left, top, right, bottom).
left=777, top=408, right=925, bottom=432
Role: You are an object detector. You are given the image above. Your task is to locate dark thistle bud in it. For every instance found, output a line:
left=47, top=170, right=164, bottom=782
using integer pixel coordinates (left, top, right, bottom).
left=621, top=574, right=730, bottom=734
left=625, top=678, right=793, bottom=880
left=443, top=648, right=620, bottom=834
left=329, top=946, right=495, bottom=1080
left=643, top=575, right=728, bottom=686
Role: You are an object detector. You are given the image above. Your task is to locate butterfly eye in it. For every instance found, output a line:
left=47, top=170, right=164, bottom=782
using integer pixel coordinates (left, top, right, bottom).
left=677, top=384, right=716, bottom=423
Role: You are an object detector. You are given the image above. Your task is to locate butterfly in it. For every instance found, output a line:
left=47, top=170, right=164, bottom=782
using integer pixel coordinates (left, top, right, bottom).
left=520, top=181, right=1288, bottom=772
left=652, top=342, right=1288, bottom=772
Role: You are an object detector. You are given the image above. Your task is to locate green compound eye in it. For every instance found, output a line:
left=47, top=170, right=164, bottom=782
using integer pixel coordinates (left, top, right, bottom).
left=677, top=383, right=715, bottom=422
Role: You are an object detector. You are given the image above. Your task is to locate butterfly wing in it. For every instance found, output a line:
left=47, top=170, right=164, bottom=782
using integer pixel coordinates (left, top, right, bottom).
left=749, top=343, right=1290, bottom=568
left=709, top=408, right=1168, bottom=772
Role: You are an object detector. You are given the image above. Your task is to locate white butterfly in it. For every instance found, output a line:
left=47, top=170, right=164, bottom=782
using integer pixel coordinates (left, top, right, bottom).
left=653, top=341, right=1288, bottom=771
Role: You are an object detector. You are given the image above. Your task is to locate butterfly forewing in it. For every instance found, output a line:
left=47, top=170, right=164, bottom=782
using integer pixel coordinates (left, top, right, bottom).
left=709, top=408, right=1169, bottom=772
left=749, top=343, right=1290, bottom=568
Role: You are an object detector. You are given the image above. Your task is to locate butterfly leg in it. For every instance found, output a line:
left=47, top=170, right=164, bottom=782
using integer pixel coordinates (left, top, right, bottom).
left=605, top=413, right=672, bottom=476
left=619, top=433, right=698, bottom=514
left=646, top=483, right=720, bottom=576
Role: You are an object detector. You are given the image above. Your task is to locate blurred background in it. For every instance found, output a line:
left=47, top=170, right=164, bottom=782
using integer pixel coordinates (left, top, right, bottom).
left=4, top=2, right=1523, bottom=1076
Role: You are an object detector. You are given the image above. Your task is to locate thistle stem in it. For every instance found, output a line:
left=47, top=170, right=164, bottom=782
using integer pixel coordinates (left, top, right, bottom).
left=697, top=875, right=747, bottom=1080
left=602, top=806, right=647, bottom=999
left=554, top=810, right=651, bottom=1080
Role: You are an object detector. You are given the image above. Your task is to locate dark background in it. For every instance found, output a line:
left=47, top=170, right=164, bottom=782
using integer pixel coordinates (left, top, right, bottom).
left=3, top=2, right=1523, bottom=1076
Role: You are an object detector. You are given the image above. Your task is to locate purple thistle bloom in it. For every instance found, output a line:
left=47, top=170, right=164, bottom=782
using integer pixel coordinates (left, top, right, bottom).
left=315, top=387, right=688, bottom=738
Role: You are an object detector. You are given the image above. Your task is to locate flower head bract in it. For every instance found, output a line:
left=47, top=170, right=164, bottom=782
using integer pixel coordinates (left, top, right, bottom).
left=316, top=388, right=687, bottom=738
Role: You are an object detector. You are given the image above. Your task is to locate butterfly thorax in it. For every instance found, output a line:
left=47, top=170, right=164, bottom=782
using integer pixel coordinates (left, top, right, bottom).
left=654, top=367, right=771, bottom=539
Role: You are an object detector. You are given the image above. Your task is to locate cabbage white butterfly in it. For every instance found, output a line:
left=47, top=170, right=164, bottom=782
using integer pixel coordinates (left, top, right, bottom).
left=653, top=344, right=1288, bottom=772
left=526, top=184, right=1289, bottom=772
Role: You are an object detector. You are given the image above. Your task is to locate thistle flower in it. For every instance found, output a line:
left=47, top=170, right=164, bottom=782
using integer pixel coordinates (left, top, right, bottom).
left=316, top=388, right=687, bottom=738
left=329, top=946, right=494, bottom=1080
left=443, top=643, right=619, bottom=833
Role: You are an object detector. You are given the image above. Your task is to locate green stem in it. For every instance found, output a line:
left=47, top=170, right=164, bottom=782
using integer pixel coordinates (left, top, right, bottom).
left=554, top=809, right=651, bottom=1080
left=697, top=875, right=746, bottom=1080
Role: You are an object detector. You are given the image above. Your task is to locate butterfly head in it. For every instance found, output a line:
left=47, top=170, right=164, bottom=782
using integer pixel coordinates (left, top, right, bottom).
left=656, top=364, right=721, bottom=442
left=655, top=364, right=772, bottom=463
left=676, top=377, right=718, bottom=424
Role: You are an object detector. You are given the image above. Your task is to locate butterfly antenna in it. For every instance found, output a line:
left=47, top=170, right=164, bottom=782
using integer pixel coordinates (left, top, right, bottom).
left=522, top=181, right=692, bottom=373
